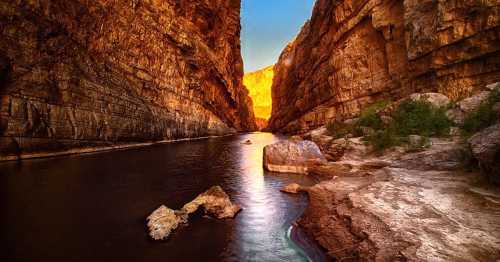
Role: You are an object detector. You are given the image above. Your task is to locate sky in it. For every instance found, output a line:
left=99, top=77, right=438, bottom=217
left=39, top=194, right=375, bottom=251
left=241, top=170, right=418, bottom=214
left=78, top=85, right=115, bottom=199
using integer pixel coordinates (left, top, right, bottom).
left=241, top=0, right=316, bottom=73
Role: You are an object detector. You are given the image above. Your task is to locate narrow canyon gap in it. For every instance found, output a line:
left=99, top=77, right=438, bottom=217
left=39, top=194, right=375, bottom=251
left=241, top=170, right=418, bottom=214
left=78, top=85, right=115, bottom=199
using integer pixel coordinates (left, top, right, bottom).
left=240, top=0, right=315, bottom=131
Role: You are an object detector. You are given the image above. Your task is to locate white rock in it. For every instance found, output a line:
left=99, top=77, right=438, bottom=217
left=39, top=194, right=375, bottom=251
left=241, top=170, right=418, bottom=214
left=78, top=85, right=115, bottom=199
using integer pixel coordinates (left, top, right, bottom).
left=457, top=91, right=490, bottom=113
left=409, top=93, right=450, bottom=108
left=263, top=140, right=326, bottom=174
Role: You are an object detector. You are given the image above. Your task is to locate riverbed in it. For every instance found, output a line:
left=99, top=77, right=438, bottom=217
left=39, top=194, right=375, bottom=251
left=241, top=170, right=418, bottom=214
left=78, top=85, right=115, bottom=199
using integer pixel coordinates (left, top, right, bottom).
left=0, top=133, right=327, bottom=262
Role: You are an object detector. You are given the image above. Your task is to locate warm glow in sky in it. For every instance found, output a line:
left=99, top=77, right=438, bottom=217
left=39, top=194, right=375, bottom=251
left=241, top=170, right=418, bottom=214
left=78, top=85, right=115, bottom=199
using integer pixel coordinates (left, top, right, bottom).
left=241, top=0, right=315, bottom=73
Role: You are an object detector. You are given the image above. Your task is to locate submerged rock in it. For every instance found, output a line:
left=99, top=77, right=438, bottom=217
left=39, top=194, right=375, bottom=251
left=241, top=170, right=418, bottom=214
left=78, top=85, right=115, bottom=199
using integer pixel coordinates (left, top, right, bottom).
left=147, top=186, right=240, bottom=240
left=242, top=140, right=252, bottom=145
left=263, top=140, right=326, bottom=174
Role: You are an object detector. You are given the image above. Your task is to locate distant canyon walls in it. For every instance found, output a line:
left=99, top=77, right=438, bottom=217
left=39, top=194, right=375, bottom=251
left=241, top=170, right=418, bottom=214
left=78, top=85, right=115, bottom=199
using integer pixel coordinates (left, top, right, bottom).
left=268, top=0, right=500, bottom=133
left=243, top=65, right=273, bottom=129
left=0, top=0, right=256, bottom=159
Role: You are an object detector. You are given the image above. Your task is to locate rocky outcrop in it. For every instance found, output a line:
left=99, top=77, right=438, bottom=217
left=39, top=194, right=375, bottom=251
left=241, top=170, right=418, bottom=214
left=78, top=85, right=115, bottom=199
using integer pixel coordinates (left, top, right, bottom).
left=0, top=0, right=256, bottom=160
left=263, top=140, right=326, bottom=174
left=469, top=123, right=500, bottom=184
left=295, top=136, right=500, bottom=260
left=268, top=0, right=500, bottom=133
left=147, top=186, right=241, bottom=240
left=243, top=65, right=273, bottom=130
left=300, top=167, right=500, bottom=261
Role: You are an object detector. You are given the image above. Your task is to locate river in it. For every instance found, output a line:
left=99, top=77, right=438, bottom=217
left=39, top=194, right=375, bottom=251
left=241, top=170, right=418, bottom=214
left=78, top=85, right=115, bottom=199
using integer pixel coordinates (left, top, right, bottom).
left=0, top=133, right=327, bottom=262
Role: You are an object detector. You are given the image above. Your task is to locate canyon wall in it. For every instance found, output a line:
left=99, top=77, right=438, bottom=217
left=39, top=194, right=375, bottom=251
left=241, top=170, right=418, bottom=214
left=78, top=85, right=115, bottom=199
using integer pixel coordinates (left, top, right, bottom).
left=268, top=0, right=500, bottom=133
left=0, top=0, right=256, bottom=159
left=243, top=65, right=274, bottom=130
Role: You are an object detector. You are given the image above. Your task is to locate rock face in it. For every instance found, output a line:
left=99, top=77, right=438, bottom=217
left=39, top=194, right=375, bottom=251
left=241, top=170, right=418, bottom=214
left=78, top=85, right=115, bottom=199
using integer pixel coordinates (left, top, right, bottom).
left=268, top=0, right=500, bottom=133
left=301, top=167, right=500, bottom=261
left=469, top=123, right=500, bottom=184
left=243, top=65, right=274, bottom=120
left=147, top=186, right=241, bottom=240
left=297, top=136, right=500, bottom=260
left=243, top=65, right=273, bottom=130
left=0, top=0, right=256, bottom=160
left=263, top=140, right=326, bottom=174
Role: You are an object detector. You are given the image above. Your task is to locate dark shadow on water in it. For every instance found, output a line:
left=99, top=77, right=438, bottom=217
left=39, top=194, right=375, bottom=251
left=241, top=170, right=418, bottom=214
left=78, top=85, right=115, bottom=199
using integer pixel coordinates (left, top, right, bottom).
left=0, top=133, right=327, bottom=262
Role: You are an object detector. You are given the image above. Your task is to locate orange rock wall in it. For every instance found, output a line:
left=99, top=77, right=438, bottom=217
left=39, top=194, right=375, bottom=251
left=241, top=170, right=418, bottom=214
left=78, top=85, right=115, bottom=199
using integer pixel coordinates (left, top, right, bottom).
left=0, top=0, right=256, bottom=158
left=243, top=65, right=274, bottom=120
left=268, top=0, right=500, bottom=133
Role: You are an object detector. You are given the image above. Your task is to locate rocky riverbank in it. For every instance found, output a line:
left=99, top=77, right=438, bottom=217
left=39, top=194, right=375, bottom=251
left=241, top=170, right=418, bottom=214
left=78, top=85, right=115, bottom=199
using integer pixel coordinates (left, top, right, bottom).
left=266, top=88, right=500, bottom=261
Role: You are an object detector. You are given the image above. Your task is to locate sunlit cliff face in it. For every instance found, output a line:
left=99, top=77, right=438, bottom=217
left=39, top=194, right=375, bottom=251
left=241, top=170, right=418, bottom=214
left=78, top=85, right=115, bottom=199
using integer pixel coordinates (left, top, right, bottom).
left=243, top=65, right=274, bottom=121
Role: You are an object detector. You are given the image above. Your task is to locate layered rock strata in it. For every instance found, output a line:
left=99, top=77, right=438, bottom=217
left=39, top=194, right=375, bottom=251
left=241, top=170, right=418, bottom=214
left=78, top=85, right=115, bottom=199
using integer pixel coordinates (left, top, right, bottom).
left=268, top=0, right=500, bottom=133
left=0, top=0, right=256, bottom=160
left=301, top=166, right=500, bottom=261
left=290, top=134, right=500, bottom=260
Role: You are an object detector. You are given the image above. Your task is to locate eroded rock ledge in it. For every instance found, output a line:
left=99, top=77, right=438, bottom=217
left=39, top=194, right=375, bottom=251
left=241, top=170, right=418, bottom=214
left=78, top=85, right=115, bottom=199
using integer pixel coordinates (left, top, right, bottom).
left=278, top=136, right=500, bottom=260
left=268, top=0, right=500, bottom=133
left=0, top=0, right=256, bottom=160
left=272, top=88, right=500, bottom=260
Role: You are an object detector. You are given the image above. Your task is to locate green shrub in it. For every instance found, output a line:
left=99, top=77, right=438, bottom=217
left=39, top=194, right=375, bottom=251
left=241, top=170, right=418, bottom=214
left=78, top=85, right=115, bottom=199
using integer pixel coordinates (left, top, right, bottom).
left=363, top=126, right=400, bottom=152
left=405, top=135, right=431, bottom=152
left=325, top=98, right=455, bottom=152
left=357, top=100, right=389, bottom=130
left=462, top=88, right=500, bottom=136
left=364, top=99, right=451, bottom=152
left=393, top=99, right=451, bottom=137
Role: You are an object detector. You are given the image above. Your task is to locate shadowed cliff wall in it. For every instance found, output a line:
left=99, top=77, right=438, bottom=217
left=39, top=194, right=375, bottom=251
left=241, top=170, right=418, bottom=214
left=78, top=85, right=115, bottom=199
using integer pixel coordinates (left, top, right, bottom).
left=0, top=0, right=256, bottom=159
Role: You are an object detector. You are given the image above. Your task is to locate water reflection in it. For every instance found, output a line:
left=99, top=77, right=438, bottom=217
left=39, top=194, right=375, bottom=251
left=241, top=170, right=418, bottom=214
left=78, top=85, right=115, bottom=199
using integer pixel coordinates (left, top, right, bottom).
left=0, top=132, right=324, bottom=262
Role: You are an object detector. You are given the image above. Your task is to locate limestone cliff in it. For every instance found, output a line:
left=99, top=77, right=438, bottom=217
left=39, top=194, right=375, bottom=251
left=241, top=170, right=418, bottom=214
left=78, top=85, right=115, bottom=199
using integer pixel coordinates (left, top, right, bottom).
left=0, top=0, right=256, bottom=159
left=268, top=0, right=500, bottom=133
left=243, top=65, right=273, bottom=129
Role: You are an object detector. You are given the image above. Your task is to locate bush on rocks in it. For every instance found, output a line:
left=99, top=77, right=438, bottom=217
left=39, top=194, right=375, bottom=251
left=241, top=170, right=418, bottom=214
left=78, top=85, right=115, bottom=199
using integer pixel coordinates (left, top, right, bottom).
left=392, top=99, right=452, bottom=137
left=325, top=96, right=453, bottom=152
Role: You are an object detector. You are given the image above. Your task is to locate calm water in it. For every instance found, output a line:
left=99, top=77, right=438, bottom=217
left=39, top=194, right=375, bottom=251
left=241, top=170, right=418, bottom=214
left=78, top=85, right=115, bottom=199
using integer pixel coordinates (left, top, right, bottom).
left=0, top=133, right=327, bottom=262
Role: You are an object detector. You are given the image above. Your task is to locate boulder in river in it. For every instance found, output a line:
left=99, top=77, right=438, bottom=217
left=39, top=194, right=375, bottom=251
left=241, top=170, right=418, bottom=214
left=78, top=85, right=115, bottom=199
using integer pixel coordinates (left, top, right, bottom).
left=147, top=186, right=240, bottom=240
left=280, top=183, right=304, bottom=194
left=181, top=186, right=242, bottom=219
left=147, top=206, right=186, bottom=240
left=263, top=140, right=326, bottom=174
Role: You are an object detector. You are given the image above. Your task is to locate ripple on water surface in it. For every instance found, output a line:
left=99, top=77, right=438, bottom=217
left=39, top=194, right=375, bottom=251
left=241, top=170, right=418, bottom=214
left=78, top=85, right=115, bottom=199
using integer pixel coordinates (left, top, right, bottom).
left=0, top=133, right=327, bottom=262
